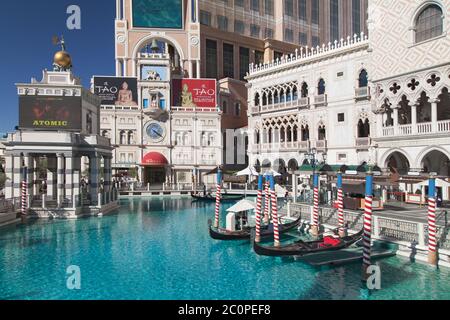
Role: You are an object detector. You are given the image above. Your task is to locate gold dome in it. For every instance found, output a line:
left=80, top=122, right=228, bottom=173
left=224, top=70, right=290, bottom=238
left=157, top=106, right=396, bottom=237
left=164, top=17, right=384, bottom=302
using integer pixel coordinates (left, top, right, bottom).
left=54, top=50, right=72, bottom=68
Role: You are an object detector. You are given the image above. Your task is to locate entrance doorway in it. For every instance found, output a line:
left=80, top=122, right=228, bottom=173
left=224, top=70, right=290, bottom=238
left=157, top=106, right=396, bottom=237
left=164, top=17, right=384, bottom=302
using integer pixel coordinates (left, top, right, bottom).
left=144, top=167, right=166, bottom=185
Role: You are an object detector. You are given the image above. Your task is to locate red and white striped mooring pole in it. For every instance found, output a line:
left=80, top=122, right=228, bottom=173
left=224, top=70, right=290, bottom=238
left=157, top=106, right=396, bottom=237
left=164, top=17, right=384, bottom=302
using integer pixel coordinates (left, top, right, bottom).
left=310, top=173, right=320, bottom=237
left=337, top=173, right=346, bottom=238
left=213, top=168, right=223, bottom=229
left=263, top=178, right=270, bottom=223
left=21, top=166, right=28, bottom=217
left=269, top=174, right=280, bottom=247
left=427, top=176, right=438, bottom=266
left=255, top=174, right=264, bottom=243
left=362, top=172, right=374, bottom=279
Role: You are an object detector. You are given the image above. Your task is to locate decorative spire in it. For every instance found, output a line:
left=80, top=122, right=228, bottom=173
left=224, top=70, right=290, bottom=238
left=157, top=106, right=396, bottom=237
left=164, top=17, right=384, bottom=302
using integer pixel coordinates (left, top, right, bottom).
left=52, top=35, right=72, bottom=72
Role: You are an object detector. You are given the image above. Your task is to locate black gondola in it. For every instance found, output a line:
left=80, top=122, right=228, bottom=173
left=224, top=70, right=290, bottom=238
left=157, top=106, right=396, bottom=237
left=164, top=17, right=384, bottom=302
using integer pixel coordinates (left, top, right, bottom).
left=208, top=216, right=302, bottom=241
left=253, top=229, right=364, bottom=257
left=191, top=193, right=244, bottom=203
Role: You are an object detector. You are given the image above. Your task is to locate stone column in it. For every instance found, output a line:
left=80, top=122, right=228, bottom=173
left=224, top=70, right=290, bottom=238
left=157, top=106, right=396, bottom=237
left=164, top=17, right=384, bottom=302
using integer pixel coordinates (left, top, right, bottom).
left=33, top=157, right=39, bottom=196
left=292, top=173, right=298, bottom=202
left=393, top=108, right=399, bottom=136
left=4, top=154, right=14, bottom=199
left=196, top=60, right=201, bottom=79
left=411, top=104, right=418, bottom=135
left=188, top=60, right=194, bottom=78
left=89, top=155, right=101, bottom=205
left=104, top=156, right=112, bottom=203
left=376, top=113, right=383, bottom=137
left=57, top=154, right=65, bottom=206
left=65, top=156, right=74, bottom=199
left=431, top=99, right=438, bottom=133
left=24, top=154, right=34, bottom=200
left=13, top=155, right=22, bottom=199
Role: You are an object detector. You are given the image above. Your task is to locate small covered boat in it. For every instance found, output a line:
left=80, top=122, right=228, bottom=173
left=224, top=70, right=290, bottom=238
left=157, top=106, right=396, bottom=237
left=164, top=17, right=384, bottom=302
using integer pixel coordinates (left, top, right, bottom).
left=191, top=192, right=244, bottom=203
left=209, top=216, right=302, bottom=241
left=253, top=230, right=364, bottom=257
left=209, top=198, right=302, bottom=241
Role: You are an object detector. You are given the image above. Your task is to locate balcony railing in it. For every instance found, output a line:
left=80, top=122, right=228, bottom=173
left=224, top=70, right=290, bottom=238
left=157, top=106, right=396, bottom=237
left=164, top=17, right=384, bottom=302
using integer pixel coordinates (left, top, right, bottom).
left=356, top=137, right=370, bottom=148
left=355, top=86, right=370, bottom=100
left=380, top=120, right=450, bottom=138
left=259, top=140, right=310, bottom=152
left=252, top=98, right=311, bottom=115
left=315, top=139, right=327, bottom=150
left=314, top=94, right=327, bottom=106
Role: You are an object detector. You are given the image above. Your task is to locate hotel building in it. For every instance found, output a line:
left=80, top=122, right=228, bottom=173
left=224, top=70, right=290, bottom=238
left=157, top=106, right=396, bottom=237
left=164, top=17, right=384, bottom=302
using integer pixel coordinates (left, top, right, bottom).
left=102, top=0, right=367, bottom=186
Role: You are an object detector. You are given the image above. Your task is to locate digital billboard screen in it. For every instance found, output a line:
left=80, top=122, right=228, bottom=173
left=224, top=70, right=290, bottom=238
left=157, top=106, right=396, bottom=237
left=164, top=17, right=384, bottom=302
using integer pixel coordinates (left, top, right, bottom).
left=132, top=0, right=183, bottom=29
left=19, top=96, right=82, bottom=131
left=172, top=79, right=217, bottom=109
left=93, top=77, right=138, bottom=107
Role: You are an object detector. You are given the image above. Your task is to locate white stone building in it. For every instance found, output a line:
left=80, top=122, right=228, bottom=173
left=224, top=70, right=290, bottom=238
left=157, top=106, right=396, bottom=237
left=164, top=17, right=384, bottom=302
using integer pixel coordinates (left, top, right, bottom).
left=247, top=35, right=373, bottom=174
left=246, top=0, right=450, bottom=201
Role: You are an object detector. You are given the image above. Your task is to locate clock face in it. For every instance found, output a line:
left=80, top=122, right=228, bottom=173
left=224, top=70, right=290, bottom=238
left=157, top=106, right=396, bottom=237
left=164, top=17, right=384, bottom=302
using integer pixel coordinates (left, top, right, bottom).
left=147, top=123, right=166, bottom=142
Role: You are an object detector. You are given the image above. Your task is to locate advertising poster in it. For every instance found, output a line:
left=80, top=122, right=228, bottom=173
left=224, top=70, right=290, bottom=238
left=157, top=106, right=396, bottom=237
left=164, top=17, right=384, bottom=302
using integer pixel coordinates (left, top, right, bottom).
left=93, top=77, right=138, bottom=106
left=172, top=79, right=217, bottom=109
left=19, top=96, right=82, bottom=131
left=132, top=0, right=183, bottom=29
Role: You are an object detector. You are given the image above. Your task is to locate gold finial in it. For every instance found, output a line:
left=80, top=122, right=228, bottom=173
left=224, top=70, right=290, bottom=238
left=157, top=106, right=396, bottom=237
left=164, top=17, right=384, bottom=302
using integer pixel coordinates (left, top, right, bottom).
left=52, top=35, right=72, bottom=71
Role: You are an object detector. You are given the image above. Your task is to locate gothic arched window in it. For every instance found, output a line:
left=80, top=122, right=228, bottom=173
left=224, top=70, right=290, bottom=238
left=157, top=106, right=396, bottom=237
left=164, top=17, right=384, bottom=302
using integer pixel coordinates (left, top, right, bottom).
left=318, top=78, right=326, bottom=95
left=415, top=4, right=444, bottom=43
left=359, top=69, right=368, bottom=88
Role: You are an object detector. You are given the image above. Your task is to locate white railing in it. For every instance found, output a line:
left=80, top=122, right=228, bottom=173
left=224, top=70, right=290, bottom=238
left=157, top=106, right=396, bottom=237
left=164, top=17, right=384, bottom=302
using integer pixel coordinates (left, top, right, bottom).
left=437, top=119, right=450, bottom=133
left=417, top=122, right=432, bottom=134
left=382, top=127, right=394, bottom=137
left=314, top=94, right=327, bottom=106
left=299, top=97, right=310, bottom=108
left=249, top=32, right=369, bottom=76
left=355, top=86, right=370, bottom=98
left=398, top=124, right=412, bottom=136
left=356, top=137, right=370, bottom=147
left=316, top=140, right=327, bottom=149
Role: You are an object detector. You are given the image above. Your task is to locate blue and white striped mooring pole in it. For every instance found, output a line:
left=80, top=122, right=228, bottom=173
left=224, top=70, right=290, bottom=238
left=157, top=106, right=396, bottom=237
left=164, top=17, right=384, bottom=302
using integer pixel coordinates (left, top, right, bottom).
left=427, top=176, right=438, bottom=265
left=337, top=173, right=346, bottom=237
left=214, top=168, right=223, bottom=228
left=21, top=167, right=28, bottom=216
left=310, top=173, right=320, bottom=237
left=362, top=172, right=374, bottom=279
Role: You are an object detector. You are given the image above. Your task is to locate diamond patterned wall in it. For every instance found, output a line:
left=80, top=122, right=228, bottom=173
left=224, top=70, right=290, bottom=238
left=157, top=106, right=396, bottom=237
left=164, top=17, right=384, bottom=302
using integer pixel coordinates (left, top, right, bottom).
left=369, top=0, right=450, bottom=81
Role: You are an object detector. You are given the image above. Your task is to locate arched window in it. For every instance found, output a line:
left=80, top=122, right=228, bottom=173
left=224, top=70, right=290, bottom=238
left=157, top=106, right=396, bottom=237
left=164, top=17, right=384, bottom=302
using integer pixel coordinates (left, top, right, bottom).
left=318, top=78, right=326, bottom=95
left=254, top=93, right=260, bottom=106
left=292, top=86, right=298, bottom=100
left=415, top=4, right=444, bottom=43
left=359, top=69, right=368, bottom=88
left=120, top=131, right=126, bottom=145
left=262, top=92, right=267, bottom=106
left=437, top=87, right=450, bottom=121
left=127, top=131, right=134, bottom=145
left=222, top=101, right=228, bottom=114
left=301, top=125, right=309, bottom=141
left=318, top=124, right=326, bottom=141
left=301, top=82, right=309, bottom=98
left=274, top=90, right=279, bottom=104
left=280, top=89, right=286, bottom=103
left=286, top=87, right=292, bottom=102
left=255, top=130, right=260, bottom=144
left=358, top=119, right=370, bottom=138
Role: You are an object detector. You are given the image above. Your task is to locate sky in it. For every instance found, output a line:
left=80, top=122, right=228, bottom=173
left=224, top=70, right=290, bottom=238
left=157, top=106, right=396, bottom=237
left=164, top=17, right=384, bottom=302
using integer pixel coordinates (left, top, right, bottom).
left=0, top=1, right=116, bottom=133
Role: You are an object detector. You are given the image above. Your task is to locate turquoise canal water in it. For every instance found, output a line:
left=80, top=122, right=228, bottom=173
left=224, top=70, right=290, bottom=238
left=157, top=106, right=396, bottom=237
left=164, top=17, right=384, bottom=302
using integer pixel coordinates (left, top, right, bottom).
left=0, top=197, right=449, bottom=300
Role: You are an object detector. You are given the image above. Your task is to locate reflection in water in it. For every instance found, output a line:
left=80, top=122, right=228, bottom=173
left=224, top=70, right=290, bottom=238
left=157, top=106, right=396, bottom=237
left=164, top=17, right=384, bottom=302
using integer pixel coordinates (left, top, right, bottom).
left=0, top=197, right=449, bottom=300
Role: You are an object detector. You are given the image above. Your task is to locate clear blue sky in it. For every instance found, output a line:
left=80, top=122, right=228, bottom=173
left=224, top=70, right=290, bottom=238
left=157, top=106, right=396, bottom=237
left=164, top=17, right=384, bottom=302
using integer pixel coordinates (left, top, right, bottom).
left=0, top=1, right=116, bottom=133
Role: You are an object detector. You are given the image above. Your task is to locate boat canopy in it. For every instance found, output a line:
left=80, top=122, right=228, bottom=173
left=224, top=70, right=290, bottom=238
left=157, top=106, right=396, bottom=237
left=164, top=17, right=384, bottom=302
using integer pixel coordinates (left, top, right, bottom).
left=226, top=199, right=257, bottom=213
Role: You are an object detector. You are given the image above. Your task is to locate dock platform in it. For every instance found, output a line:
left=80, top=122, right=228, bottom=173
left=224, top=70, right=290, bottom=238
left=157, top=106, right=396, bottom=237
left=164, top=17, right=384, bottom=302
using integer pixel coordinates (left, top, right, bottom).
left=297, top=247, right=396, bottom=266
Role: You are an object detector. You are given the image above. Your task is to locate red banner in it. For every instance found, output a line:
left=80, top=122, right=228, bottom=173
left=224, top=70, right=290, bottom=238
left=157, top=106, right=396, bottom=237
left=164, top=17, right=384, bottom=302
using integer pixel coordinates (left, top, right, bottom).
left=172, top=79, right=217, bottom=108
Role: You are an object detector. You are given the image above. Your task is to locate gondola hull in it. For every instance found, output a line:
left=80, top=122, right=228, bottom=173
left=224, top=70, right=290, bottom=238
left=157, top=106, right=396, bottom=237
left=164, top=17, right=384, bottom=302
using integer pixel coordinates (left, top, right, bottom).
left=253, top=230, right=364, bottom=257
left=191, top=193, right=244, bottom=203
left=209, top=216, right=302, bottom=241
